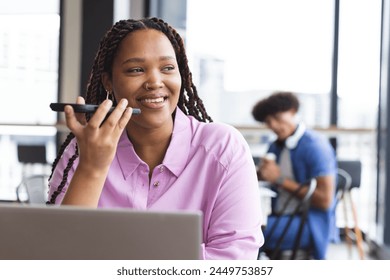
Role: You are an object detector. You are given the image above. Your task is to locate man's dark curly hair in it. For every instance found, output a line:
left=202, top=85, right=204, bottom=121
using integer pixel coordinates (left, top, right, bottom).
left=252, top=91, right=300, bottom=123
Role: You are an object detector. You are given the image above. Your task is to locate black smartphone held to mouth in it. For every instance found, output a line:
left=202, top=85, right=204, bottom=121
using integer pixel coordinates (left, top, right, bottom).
left=50, top=103, right=141, bottom=115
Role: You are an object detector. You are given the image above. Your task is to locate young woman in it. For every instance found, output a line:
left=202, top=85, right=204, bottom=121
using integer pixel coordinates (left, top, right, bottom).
left=47, top=17, right=263, bottom=260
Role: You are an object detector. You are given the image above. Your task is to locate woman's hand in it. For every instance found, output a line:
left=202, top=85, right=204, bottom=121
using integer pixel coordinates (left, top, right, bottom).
left=64, top=96, right=133, bottom=172
left=61, top=96, right=133, bottom=207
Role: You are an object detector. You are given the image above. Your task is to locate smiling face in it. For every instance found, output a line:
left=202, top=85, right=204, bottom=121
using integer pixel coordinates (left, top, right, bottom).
left=102, top=29, right=182, bottom=132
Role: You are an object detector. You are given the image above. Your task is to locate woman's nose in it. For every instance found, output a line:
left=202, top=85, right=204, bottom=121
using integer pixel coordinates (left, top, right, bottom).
left=145, top=71, right=164, bottom=90
left=144, top=81, right=163, bottom=90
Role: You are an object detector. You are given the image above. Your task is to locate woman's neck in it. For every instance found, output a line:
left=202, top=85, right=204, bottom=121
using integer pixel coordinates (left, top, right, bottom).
left=126, top=122, right=173, bottom=178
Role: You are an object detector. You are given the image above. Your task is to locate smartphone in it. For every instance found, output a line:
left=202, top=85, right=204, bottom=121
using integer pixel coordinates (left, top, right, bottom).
left=50, top=103, right=141, bottom=115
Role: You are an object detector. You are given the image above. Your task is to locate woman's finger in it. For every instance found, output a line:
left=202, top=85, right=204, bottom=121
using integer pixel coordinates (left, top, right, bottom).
left=64, top=105, right=84, bottom=136
left=87, top=99, right=113, bottom=129
left=74, top=96, right=87, bottom=125
left=102, top=99, right=129, bottom=131
left=117, top=107, right=133, bottom=132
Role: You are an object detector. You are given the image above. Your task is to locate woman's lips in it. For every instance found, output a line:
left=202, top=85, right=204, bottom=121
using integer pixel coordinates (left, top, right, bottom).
left=142, top=97, right=165, bottom=103
left=137, top=96, right=167, bottom=109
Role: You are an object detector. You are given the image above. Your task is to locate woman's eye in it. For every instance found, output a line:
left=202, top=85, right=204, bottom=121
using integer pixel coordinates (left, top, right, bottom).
left=127, top=68, right=143, bottom=73
left=162, top=65, right=175, bottom=71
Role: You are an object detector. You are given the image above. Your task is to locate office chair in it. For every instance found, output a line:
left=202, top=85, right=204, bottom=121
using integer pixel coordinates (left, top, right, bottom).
left=336, top=160, right=365, bottom=259
left=15, top=144, right=50, bottom=204
left=16, top=174, right=49, bottom=204
left=259, top=178, right=317, bottom=260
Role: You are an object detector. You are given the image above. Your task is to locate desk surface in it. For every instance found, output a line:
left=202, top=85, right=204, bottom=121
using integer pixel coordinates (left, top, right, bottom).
left=259, top=182, right=277, bottom=197
left=259, top=182, right=276, bottom=225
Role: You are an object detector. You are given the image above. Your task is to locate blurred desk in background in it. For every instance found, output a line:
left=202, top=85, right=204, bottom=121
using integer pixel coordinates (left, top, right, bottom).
left=259, top=181, right=276, bottom=225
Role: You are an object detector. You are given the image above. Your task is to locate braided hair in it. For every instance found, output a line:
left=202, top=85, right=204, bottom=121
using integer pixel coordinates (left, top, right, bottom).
left=47, top=17, right=212, bottom=204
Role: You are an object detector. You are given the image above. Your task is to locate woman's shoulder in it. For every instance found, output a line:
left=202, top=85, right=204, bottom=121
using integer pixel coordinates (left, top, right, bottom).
left=193, top=119, right=244, bottom=141
left=52, top=136, right=79, bottom=169
left=190, top=118, right=249, bottom=155
left=62, top=137, right=78, bottom=154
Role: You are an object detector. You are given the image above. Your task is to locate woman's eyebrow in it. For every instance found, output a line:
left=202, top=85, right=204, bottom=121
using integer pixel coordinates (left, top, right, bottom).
left=160, top=55, right=176, bottom=61
left=122, top=55, right=176, bottom=65
left=122, top=57, right=144, bottom=65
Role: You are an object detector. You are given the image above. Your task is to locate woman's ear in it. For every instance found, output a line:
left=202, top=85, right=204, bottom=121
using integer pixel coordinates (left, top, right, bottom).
left=101, top=72, right=112, bottom=92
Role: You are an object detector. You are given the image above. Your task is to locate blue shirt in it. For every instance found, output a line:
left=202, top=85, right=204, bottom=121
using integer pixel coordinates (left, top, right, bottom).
left=268, top=126, right=337, bottom=259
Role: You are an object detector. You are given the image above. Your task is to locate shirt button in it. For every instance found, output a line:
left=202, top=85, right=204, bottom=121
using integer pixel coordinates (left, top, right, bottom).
left=153, top=181, right=160, bottom=187
left=159, top=166, right=164, bottom=173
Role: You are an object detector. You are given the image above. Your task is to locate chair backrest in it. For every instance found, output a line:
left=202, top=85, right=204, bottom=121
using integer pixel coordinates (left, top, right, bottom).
left=263, top=178, right=317, bottom=260
left=337, top=160, right=362, bottom=190
left=16, top=174, right=49, bottom=204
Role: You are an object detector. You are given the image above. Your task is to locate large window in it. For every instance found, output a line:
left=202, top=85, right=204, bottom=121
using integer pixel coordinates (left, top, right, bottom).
left=0, top=0, right=60, bottom=199
left=185, top=0, right=381, bottom=241
left=0, top=0, right=60, bottom=124
left=186, top=0, right=334, bottom=127
left=337, top=0, right=381, bottom=129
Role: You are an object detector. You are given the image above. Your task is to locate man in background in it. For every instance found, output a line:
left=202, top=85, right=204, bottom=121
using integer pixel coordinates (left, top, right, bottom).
left=252, top=91, right=338, bottom=259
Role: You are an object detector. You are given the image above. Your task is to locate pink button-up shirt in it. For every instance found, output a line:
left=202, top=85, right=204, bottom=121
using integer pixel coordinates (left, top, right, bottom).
left=48, top=109, right=264, bottom=259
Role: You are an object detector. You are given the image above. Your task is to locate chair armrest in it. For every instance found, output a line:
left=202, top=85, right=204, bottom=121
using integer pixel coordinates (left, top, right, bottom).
left=302, top=178, right=317, bottom=203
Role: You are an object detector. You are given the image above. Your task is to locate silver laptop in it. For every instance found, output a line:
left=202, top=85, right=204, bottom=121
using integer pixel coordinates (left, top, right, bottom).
left=0, top=203, right=202, bottom=260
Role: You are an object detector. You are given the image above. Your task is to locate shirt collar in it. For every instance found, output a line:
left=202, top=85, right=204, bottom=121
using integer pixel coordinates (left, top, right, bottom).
left=116, top=132, right=142, bottom=180
left=116, top=108, right=191, bottom=179
left=162, top=109, right=191, bottom=177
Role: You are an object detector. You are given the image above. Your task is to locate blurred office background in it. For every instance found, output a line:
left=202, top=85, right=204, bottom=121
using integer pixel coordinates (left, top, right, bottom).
left=0, top=0, right=389, bottom=259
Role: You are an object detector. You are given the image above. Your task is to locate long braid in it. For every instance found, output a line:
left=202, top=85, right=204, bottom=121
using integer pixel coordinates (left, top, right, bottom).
left=48, top=132, right=75, bottom=182
left=48, top=17, right=213, bottom=204
left=47, top=143, right=78, bottom=204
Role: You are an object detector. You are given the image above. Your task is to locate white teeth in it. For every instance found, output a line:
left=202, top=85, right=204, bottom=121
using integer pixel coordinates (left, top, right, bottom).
left=143, top=97, right=164, bottom=103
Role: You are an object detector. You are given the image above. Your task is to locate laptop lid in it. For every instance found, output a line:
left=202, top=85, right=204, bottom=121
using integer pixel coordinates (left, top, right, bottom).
left=0, top=203, right=202, bottom=260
